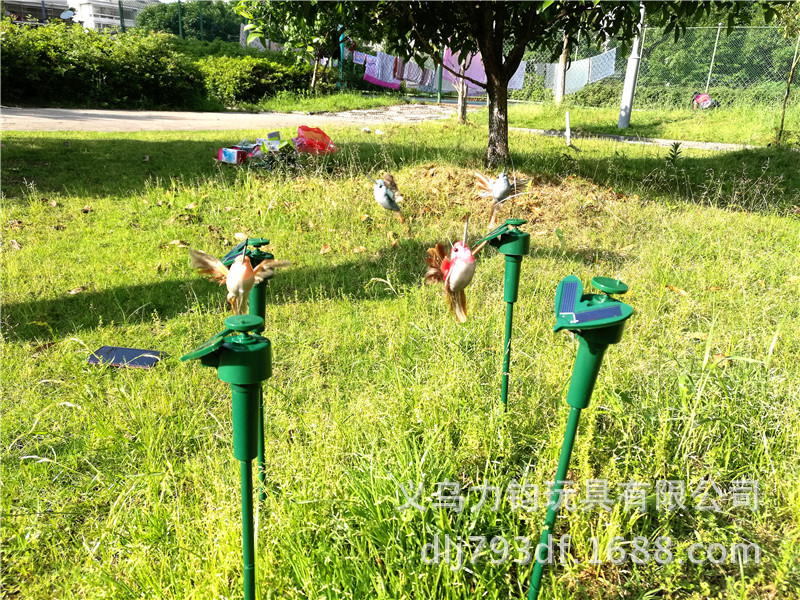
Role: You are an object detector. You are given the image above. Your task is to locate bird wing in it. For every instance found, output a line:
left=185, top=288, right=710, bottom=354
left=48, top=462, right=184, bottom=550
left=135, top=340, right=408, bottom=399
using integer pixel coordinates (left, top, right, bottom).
left=424, top=243, right=446, bottom=285
left=189, top=248, right=228, bottom=284
left=474, top=171, right=493, bottom=193
left=382, top=173, right=399, bottom=194
left=510, top=177, right=532, bottom=193
left=253, top=260, right=292, bottom=284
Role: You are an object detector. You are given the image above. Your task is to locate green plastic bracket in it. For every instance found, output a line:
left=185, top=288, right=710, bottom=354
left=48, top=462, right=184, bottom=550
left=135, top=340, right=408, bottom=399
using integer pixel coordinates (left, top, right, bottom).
left=528, top=275, right=633, bottom=600
left=181, top=314, right=272, bottom=458
left=554, top=275, right=633, bottom=338
left=221, top=235, right=280, bottom=500
left=474, top=219, right=532, bottom=409
left=475, top=218, right=531, bottom=256
left=222, top=238, right=275, bottom=268
left=182, top=313, right=273, bottom=600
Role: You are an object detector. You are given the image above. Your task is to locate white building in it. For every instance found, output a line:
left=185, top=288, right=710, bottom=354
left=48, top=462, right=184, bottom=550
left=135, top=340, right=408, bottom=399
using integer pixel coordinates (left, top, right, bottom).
left=4, top=0, right=158, bottom=30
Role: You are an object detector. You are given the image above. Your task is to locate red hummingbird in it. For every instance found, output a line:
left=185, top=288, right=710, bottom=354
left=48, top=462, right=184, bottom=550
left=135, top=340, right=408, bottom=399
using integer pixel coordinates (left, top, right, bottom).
left=189, top=246, right=290, bottom=315
left=424, top=218, right=477, bottom=323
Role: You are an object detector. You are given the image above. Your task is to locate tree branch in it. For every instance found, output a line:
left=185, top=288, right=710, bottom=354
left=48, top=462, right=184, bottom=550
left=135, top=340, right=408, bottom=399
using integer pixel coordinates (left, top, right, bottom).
left=402, top=3, right=487, bottom=88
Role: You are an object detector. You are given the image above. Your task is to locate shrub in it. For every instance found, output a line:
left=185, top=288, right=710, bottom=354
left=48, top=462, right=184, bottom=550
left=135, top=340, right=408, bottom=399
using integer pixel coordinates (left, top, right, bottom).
left=168, top=37, right=290, bottom=61
left=196, top=54, right=315, bottom=106
left=0, top=19, right=207, bottom=109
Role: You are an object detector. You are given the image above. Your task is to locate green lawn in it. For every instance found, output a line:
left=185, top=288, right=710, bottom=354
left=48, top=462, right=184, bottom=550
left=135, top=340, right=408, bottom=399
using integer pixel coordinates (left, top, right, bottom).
left=2, top=124, right=799, bottom=599
left=243, top=91, right=411, bottom=114
left=470, top=102, right=800, bottom=147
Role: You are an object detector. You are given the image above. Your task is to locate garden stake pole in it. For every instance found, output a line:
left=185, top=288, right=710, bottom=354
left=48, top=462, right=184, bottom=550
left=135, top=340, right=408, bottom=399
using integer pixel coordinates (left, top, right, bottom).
left=474, top=219, right=530, bottom=410
left=183, top=314, right=273, bottom=600
left=338, top=28, right=346, bottom=88
left=223, top=239, right=276, bottom=503
left=527, top=276, right=632, bottom=600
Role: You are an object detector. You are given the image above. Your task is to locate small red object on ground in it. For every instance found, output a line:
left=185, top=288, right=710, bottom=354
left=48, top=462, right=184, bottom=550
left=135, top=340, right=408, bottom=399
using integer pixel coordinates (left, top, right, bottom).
left=293, top=126, right=337, bottom=154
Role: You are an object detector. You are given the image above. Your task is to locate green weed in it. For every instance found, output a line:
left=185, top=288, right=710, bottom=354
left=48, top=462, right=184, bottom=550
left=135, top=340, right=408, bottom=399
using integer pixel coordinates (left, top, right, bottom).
left=2, top=125, right=799, bottom=599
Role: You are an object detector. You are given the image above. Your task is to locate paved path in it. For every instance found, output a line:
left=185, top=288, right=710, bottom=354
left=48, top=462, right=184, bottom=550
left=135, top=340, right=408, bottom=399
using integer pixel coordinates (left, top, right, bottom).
left=511, top=126, right=759, bottom=152
left=0, top=104, right=459, bottom=132
left=2, top=106, right=763, bottom=152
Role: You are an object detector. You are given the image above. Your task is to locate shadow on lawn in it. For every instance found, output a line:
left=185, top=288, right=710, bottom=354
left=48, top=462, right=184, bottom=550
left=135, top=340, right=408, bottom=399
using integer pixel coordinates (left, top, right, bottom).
left=3, top=133, right=798, bottom=212
left=2, top=238, right=622, bottom=343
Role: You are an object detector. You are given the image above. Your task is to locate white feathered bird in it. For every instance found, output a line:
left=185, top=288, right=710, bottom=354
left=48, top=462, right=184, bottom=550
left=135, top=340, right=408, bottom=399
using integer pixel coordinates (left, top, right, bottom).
left=475, top=169, right=530, bottom=228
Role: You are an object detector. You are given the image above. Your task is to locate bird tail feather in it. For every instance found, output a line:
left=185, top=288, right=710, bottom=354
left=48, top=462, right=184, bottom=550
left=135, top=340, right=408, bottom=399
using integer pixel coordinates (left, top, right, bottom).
left=231, top=294, right=249, bottom=316
left=446, top=289, right=468, bottom=323
left=474, top=171, right=492, bottom=192
left=488, top=201, right=501, bottom=229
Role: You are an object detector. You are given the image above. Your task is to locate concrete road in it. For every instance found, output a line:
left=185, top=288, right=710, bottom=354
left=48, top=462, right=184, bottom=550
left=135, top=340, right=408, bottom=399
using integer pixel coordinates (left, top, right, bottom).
left=1, top=104, right=459, bottom=132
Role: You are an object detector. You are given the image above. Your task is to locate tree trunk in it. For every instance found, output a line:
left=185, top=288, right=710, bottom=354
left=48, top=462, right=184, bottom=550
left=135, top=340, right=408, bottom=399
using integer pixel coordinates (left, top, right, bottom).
left=486, top=73, right=510, bottom=168
left=554, top=32, right=569, bottom=106
left=457, top=64, right=468, bottom=124
left=311, top=56, right=320, bottom=91
left=778, top=48, right=799, bottom=142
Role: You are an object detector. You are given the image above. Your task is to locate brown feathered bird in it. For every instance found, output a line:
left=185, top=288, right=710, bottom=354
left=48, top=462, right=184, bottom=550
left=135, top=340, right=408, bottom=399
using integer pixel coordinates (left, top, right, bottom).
left=189, top=247, right=290, bottom=315
left=424, top=219, right=477, bottom=322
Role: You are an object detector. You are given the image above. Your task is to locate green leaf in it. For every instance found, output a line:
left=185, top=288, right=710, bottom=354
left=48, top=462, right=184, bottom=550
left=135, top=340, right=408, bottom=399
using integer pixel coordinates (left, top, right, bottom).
left=246, top=31, right=264, bottom=46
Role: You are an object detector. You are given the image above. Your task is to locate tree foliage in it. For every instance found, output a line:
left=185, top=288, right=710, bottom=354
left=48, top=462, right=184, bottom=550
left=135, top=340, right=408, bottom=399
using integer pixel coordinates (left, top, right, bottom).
left=234, top=1, right=789, bottom=166
left=235, top=1, right=348, bottom=62
left=136, top=1, right=242, bottom=42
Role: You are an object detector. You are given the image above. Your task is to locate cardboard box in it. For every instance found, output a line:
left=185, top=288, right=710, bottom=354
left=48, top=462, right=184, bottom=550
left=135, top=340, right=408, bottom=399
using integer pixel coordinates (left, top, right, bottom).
left=218, top=148, right=247, bottom=164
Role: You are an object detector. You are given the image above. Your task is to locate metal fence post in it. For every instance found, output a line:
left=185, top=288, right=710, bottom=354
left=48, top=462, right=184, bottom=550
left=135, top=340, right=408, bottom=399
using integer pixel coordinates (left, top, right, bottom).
left=117, top=0, right=126, bottom=32
left=436, top=59, right=443, bottom=104
left=705, top=22, right=722, bottom=93
left=617, top=2, right=646, bottom=128
left=177, top=0, right=184, bottom=39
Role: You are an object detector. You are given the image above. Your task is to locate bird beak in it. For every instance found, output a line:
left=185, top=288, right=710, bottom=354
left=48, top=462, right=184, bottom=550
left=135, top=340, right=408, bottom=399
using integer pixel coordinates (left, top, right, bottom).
left=365, top=174, right=378, bottom=185
left=462, top=215, right=470, bottom=245
left=240, top=244, right=248, bottom=260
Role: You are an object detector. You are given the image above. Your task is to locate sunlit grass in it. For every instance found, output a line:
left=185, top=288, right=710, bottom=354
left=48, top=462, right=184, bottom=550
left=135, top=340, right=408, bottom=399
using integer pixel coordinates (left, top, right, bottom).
left=469, top=101, right=800, bottom=147
left=243, top=91, right=410, bottom=114
left=2, top=124, right=799, bottom=599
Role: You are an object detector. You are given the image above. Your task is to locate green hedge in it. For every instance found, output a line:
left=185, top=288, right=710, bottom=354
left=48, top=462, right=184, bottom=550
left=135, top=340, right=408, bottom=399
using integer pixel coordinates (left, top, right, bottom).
left=197, top=55, right=317, bottom=106
left=0, top=20, right=208, bottom=109
left=0, top=19, right=322, bottom=110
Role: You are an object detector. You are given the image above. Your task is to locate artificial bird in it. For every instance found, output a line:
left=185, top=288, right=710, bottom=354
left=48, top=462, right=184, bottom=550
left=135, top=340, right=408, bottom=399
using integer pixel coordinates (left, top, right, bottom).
left=424, top=217, right=477, bottom=323
left=474, top=169, right=530, bottom=228
left=367, top=173, right=405, bottom=222
left=189, top=246, right=290, bottom=315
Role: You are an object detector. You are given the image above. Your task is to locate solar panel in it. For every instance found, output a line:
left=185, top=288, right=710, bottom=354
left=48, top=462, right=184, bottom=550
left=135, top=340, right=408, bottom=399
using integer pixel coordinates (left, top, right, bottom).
left=560, top=281, right=579, bottom=314
left=574, top=306, right=622, bottom=323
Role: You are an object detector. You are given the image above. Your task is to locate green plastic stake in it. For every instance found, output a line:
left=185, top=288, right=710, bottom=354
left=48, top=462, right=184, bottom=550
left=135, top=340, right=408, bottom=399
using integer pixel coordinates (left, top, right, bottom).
left=223, top=239, right=275, bottom=502
left=527, top=276, right=632, bottom=600
left=182, top=314, right=272, bottom=600
left=474, top=219, right=531, bottom=409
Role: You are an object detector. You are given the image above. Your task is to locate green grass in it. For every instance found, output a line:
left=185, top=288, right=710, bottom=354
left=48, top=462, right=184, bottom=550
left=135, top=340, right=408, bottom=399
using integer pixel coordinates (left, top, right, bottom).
left=2, top=123, right=799, bottom=599
left=243, top=91, right=410, bottom=114
left=472, top=102, right=800, bottom=147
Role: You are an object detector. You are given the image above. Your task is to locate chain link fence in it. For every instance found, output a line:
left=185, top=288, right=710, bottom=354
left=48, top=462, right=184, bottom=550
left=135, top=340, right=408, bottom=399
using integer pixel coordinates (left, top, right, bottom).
left=508, top=26, right=799, bottom=109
